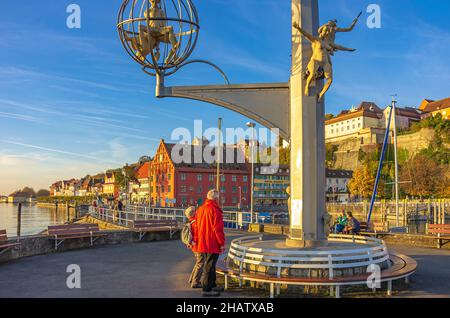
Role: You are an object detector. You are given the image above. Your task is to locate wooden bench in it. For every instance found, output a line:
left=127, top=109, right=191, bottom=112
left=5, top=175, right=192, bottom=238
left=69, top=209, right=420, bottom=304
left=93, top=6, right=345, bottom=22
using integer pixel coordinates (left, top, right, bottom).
left=132, top=219, right=179, bottom=241
left=361, top=222, right=391, bottom=238
left=0, top=230, right=20, bottom=255
left=427, top=224, right=450, bottom=249
left=47, top=223, right=107, bottom=251
left=216, top=253, right=417, bottom=298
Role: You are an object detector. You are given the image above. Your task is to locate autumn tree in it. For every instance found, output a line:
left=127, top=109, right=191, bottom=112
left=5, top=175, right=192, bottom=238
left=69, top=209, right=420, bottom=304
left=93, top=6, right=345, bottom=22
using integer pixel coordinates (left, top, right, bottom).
left=348, top=165, right=375, bottom=199
left=400, top=154, right=442, bottom=198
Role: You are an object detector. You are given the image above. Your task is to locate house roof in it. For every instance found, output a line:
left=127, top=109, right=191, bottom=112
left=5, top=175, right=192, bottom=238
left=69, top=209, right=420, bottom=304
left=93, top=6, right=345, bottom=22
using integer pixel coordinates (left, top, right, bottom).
left=326, top=102, right=382, bottom=125
left=160, top=141, right=249, bottom=171
left=136, top=162, right=150, bottom=179
left=326, top=169, right=353, bottom=179
left=421, top=97, right=450, bottom=113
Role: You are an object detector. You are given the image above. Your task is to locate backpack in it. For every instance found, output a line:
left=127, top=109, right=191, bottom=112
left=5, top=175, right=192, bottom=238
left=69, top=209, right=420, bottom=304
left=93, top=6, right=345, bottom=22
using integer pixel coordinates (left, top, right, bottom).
left=181, top=220, right=195, bottom=247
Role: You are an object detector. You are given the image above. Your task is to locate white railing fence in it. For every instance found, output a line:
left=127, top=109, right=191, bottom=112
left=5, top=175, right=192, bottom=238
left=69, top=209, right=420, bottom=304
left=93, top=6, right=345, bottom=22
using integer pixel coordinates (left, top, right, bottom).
left=88, top=205, right=262, bottom=229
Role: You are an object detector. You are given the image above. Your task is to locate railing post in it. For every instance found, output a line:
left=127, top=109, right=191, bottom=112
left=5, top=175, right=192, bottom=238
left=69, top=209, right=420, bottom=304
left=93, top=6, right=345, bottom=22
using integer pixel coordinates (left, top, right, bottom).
left=17, top=203, right=22, bottom=240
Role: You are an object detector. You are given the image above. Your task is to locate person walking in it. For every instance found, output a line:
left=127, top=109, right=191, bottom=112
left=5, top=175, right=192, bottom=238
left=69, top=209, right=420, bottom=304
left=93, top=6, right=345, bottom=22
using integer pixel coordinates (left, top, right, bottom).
left=184, top=206, right=204, bottom=289
left=195, top=190, right=226, bottom=297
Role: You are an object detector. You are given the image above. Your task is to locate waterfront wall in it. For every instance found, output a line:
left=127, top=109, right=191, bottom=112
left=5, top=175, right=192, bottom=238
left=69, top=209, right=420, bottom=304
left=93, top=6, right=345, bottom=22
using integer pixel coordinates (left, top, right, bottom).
left=0, top=227, right=180, bottom=264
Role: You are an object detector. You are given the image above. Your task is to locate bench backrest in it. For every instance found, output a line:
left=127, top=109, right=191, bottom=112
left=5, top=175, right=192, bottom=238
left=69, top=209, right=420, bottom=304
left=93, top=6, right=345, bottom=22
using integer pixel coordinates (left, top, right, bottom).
left=360, top=222, right=370, bottom=231
left=373, top=222, right=387, bottom=232
left=428, top=224, right=450, bottom=235
left=48, top=223, right=100, bottom=236
left=133, top=220, right=178, bottom=229
left=0, top=230, right=7, bottom=243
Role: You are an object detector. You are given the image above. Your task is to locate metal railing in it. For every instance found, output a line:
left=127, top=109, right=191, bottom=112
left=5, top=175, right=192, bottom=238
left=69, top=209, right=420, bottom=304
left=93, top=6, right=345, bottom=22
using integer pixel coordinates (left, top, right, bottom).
left=89, top=205, right=265, bottom=229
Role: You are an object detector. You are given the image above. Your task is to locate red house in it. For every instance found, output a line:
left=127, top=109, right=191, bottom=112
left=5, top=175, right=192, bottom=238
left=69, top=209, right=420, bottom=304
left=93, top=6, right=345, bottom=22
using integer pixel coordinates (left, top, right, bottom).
left=150, top=140, right=251, bottom=208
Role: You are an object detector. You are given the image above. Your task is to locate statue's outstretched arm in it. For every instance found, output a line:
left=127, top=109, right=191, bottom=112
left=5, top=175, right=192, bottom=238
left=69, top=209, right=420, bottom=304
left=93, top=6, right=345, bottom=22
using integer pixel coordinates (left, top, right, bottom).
left=293, top=22, right=316, bottom=43
left=331, top=43, right=356, bottom=52
left=336, top=12, right=362, bottom=32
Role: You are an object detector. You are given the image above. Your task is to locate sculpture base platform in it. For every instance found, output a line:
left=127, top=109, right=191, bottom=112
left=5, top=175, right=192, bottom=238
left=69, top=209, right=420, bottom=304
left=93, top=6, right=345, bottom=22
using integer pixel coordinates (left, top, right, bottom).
left=227, top=234, right=391, bottom=279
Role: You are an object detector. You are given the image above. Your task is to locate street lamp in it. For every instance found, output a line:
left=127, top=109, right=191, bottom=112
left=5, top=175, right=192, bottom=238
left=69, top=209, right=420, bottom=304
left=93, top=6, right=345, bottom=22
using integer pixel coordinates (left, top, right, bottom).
left=246, top=121, right=256, bottom=224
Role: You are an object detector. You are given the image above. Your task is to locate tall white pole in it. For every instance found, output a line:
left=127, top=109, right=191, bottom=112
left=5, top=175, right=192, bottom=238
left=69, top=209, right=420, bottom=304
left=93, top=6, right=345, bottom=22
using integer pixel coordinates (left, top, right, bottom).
left=251, top=127, right=255, bottom=224
left=392, top=96, right=400, bottom=227
left=217, top=118, right=222, bottom=201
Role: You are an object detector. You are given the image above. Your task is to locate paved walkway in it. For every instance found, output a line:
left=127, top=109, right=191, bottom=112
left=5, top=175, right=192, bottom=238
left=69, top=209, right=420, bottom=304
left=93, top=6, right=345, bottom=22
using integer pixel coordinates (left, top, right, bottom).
left=0, top=231, right=449, bottom=298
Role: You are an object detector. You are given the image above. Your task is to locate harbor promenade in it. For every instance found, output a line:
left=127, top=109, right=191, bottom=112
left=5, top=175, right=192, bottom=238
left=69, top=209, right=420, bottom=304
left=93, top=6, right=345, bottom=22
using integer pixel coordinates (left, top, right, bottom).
left=0, top=230, right=449, bottom=298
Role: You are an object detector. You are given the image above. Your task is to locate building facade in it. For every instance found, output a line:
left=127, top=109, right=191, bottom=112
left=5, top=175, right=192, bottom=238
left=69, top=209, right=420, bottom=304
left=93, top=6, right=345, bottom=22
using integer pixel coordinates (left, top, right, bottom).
left=325, top=169, right=353, bottom=203
left=253, top=164, right=289, bottom=208
left=150, top=140, right=251, bottom=208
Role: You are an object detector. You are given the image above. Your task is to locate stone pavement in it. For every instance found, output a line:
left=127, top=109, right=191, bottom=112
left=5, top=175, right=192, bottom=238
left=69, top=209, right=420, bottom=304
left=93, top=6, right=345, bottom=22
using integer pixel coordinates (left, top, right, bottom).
left=0, top=230, right=449, bottom=298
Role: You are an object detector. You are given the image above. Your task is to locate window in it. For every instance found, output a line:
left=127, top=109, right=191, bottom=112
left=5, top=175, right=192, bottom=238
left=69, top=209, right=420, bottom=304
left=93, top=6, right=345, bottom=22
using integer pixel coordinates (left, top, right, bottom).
left=180, top=173, right=186, bottom=181
left=232, top=186, right=237, bottom=193
left=208, top=185, right=215, bottom=190
left=243, top=176, right=248, bottom=182
left=161, top=185, right=165, bottom=193
left=181, top=197, right=187, bottom=205
left=220, top=186, right=226, bottom=193
left=243, top=186, right=248, bottom=193
left=181, top=185, right=187, bottom=193
left=189, top=186, right=193, bottom=192
left=168, top=185, right=171, bottom=192
left=331, top=129, right=334, bottom=134
left=197, top=186, right=203, bottom=194
left=221, top=175, right=226, bottom=182
left=168, top=173, right=171, bottom=180
left=209, top=174, right=215, bottom=182
left=232, top=197, right=238, bottom=204
left=197, top=174, right=203, bottom=181
left=232, top=175, right=237, bottom=182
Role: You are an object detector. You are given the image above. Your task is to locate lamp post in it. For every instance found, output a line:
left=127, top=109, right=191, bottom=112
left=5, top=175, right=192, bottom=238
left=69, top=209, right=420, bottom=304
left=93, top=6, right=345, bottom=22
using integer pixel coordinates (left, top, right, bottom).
left=246, top=122, right=256, bottom=224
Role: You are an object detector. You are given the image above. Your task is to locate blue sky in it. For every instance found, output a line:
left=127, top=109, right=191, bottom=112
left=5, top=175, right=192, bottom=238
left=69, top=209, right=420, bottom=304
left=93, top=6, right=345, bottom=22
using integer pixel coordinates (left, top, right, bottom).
left=0, top=0, right=449, bottom=194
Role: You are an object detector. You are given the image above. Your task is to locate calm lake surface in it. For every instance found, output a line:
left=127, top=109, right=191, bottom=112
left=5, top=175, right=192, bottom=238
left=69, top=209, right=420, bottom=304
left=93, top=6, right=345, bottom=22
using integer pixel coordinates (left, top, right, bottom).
left=0, top=203, right=76, bottom=237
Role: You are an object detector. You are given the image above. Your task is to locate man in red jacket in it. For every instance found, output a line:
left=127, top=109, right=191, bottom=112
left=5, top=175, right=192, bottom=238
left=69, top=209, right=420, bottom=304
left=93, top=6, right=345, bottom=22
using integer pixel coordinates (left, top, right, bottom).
left=195, top=189, right=226, bottom=296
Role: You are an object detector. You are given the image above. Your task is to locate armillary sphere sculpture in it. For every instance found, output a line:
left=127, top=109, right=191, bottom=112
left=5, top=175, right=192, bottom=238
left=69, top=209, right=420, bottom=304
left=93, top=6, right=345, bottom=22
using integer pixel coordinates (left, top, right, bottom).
left=117, top=0, right=229, bottom=83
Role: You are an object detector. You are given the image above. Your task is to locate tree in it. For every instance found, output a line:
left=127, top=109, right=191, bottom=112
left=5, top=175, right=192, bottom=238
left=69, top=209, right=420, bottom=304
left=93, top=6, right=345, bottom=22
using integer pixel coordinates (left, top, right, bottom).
left=325, top=144, right=338, bottom=168
left=325, top=114, right=335, bottom=121
left=36, top=189, right=50, bottom=197
left=348, top=165, right=375, bottom=199
left=400, top=154, right=442, bottom=198
left=21, top=187, right=36, bottom=197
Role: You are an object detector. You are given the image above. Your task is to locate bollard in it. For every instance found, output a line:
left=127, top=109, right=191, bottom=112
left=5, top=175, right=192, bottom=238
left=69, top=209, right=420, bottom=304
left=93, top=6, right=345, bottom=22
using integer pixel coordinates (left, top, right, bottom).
left=17, top=203, right=22, bottom=240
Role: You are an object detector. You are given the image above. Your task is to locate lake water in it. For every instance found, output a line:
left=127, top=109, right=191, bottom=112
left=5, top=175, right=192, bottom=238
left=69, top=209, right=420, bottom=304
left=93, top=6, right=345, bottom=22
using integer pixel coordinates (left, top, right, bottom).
left=0, top=203, right=76, bottom=237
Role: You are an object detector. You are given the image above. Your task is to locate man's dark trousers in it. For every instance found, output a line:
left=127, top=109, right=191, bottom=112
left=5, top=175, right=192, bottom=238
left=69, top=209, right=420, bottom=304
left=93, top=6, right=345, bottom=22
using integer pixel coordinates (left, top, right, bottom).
left=202, top=253, right=219, bottom=292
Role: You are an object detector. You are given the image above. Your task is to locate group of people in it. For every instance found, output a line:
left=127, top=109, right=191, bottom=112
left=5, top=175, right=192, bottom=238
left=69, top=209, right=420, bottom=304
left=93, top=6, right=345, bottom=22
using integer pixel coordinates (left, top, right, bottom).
left=333, top=210, right=361, bottom=234
left=183, top=189, right=226, bottom=297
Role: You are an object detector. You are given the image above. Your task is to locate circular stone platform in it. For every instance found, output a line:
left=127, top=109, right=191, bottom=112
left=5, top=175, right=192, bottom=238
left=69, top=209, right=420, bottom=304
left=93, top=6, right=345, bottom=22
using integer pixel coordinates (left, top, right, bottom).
left=227, top=234, right=391, bottom=279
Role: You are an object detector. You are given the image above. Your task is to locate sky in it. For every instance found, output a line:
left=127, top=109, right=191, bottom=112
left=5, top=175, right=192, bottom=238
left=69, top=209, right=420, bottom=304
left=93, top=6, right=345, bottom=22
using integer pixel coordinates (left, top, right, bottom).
left=0, top=0, right=449, bottom=195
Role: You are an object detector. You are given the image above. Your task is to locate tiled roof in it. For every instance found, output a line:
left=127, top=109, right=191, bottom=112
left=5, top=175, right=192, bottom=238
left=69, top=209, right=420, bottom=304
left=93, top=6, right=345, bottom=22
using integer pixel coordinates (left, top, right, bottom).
left=136, top=162, right=150, bottom=179
left=162, top=142, right=249, bottom=171
left=422, top=98, right=450, bottom=113
left=326, top=102, right=382, bottom=125
left=326, top=169, right=353, bottom=179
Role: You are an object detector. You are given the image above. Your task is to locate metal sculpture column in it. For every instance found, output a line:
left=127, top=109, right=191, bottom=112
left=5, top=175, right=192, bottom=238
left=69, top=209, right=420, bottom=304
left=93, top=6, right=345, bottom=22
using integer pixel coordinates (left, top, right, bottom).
left=117, top=0, right=359, bottom=248
left=287, top=0, right=326, bottom=247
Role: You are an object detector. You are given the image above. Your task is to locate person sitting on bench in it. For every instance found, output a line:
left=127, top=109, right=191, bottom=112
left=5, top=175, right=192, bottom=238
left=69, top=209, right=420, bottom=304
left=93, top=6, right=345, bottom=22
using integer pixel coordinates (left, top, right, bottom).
left=334, top=210, right=347, bottom=233
left=344, top=212, right=360, bottom=235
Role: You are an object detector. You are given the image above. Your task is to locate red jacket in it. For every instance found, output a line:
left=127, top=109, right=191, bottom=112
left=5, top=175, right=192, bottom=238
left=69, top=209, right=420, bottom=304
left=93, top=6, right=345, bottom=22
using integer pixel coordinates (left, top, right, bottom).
left=194, top=199, right=225, bottom=254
